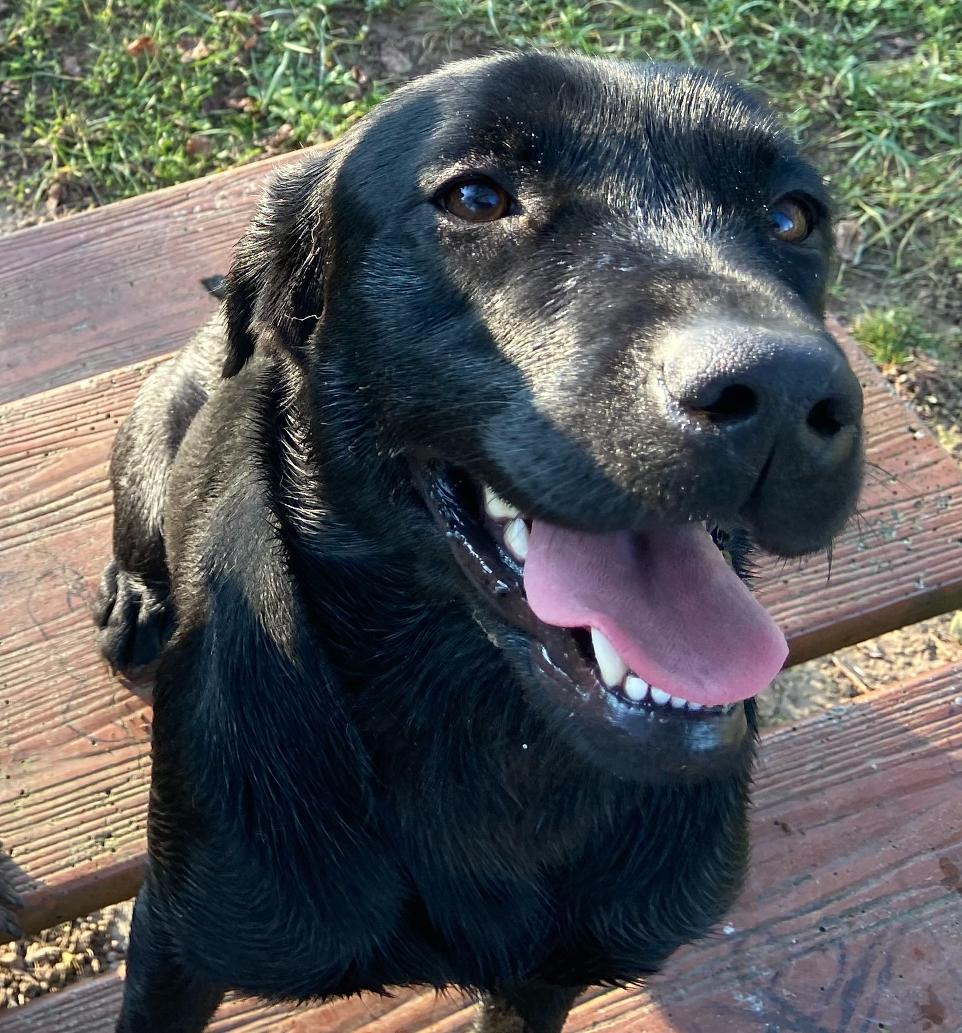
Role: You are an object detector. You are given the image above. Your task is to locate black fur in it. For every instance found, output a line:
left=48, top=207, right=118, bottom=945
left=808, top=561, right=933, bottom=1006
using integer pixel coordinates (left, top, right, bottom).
left=95, top=52, right=862, bottom=1033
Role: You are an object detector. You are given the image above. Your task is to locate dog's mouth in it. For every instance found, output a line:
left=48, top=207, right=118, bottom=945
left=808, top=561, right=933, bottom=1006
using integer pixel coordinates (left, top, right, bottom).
left=411, top=462, right=789, bottom=779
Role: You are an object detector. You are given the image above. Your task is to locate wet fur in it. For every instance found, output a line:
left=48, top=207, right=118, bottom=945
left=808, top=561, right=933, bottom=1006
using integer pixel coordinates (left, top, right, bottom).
left=95, top=52, right=847, bottom=1033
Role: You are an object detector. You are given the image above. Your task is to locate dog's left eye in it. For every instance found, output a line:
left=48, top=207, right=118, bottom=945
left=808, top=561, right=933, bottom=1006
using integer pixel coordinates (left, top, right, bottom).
left=440, top=179, right=511, bottom=223
left=769, top=197, right=812, bottom=243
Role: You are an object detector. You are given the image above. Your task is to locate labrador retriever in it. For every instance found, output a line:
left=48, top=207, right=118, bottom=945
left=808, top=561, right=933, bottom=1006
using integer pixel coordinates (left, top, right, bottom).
left=94, top=50, right=863, bottom=1033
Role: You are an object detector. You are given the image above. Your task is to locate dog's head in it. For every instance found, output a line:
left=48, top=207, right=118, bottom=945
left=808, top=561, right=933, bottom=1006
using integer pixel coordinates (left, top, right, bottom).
left=225, top=52, right=863, bottom=782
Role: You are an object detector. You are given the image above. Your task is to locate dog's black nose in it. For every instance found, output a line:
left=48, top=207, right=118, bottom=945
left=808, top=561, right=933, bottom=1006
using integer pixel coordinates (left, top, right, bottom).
left=656, top=320, right=863, bottom=555
left=663, top=321, right=863, bottom=472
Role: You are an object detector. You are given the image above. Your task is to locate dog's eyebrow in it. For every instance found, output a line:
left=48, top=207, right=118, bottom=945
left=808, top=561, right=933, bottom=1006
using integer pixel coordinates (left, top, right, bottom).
left=771, top=156, right=828, bottom=203
left=418, top=157, right=518, bottom=197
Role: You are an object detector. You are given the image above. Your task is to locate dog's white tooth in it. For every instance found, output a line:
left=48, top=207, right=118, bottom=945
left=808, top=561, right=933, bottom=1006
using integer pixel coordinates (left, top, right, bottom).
left=483, top=485, right=520, bottom=521
left=670, top=695, right=687, bottom=709
left=504, top=517, right=529, bottom=560
left=590, top=629, right=628, bottom=688
left=650, top=687, right=671, bottom=707
left=687, top=700, right=704, bottom=711
left=624, top=675, right=649, bottom=702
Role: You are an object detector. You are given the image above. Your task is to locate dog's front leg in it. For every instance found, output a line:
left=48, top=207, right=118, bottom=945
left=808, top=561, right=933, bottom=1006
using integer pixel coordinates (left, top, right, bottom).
left=116, top=886, right=225, bottom=1033
left=475, top=985, right=583, bottom=1033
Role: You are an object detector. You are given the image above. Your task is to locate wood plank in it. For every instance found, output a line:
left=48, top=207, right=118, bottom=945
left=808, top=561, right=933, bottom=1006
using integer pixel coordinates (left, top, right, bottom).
left=758, top=320, right=962, bottom=663
left=5, top=664, right=961, bottom=1032
left=0, top=974, right=474, bottom=1032
left=0, top=149, right=313, bottom=405
left=0, top=361, right=161, bottom=934
left=2, top=323, right=962, bottom=937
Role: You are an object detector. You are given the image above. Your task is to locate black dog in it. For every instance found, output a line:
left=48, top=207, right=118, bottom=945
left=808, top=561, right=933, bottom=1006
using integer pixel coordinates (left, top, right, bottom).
left=94, top=51, right=863, bottom=1033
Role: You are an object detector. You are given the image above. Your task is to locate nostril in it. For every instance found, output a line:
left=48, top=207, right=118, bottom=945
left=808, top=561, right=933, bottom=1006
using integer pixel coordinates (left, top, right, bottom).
left=694, top=384, right=758, bottom=424
left=806, top=397, right=844, bottom=437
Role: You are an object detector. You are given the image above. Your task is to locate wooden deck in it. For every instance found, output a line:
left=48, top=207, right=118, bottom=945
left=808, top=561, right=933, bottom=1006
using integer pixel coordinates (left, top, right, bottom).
left=2, top=149, right=962, bottom=1031
left=0, top=152, right=300, bottom=405
left=4, top=665, right=961, bottom=1032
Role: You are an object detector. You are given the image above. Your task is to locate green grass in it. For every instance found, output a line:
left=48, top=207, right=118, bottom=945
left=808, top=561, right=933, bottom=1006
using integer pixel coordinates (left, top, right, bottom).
left=1, top=0, right=961, bottom=343
left=852, top=305, right=945, bottom=366
left=0, top=0, right=386, bottom=206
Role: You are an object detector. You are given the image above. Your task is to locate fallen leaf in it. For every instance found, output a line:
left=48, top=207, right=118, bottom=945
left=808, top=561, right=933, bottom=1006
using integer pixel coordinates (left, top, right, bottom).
left=181, top=40, right=210, bottom=63
left=228, top=96, right=257, bottom=114
left=243, top=33, right=259, bottom=51
left=45, top=181, right=63, bottom=217
left=950, top=611, right=962, bottom=645
left=126, top=35, right=156, bottom=58
left=266, top=122, right=294, bottom=149
left=185, top=134, right=213, bottom=157
left=835, top=218, right=864, bottom=264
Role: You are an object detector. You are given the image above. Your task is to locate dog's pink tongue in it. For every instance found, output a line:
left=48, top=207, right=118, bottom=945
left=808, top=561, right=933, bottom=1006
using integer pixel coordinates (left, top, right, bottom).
left=524, top=522, right=787, bottom=706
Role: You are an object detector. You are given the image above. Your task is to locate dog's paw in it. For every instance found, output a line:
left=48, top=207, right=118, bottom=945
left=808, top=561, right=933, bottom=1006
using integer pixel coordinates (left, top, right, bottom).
left=93, top=558, right=174, bottom=675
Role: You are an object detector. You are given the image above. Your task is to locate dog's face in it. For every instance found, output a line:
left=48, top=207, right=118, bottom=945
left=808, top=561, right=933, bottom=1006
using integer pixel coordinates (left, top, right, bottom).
left=226, top=53, right=863, bottom=782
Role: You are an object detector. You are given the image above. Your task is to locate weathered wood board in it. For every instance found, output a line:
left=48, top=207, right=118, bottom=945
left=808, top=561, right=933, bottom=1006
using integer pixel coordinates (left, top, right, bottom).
left=0, top=150, right=304, bottom=404
left=4, top=666, right=960, bottom=1031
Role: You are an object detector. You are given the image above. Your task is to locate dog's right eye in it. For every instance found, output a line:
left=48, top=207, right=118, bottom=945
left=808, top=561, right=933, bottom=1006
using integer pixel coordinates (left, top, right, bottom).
left=439, top=179, right=511, bottom=223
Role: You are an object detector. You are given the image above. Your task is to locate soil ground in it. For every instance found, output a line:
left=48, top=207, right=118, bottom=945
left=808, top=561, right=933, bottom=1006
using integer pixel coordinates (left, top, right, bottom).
left=2, top=1, right=962, bottom=1012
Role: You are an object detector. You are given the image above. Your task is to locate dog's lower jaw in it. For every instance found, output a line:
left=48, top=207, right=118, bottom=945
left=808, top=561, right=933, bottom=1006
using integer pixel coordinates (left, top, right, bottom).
left=409, top=460, right=761, bottom=783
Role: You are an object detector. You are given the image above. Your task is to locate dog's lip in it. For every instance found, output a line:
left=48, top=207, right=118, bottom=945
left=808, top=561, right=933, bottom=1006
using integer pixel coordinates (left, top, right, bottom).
left=408, top=460, right=753, bottom=763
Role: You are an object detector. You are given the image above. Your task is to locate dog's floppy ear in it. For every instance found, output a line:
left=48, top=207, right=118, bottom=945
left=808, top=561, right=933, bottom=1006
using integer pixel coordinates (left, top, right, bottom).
left=223, top=147, right=339, bottom=378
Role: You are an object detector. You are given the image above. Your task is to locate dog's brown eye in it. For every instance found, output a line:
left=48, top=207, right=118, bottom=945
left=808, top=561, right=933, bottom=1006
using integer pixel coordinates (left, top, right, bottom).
left=770, top=197, right=811, bottom=242
left=441, top=180, right=511, bottom=223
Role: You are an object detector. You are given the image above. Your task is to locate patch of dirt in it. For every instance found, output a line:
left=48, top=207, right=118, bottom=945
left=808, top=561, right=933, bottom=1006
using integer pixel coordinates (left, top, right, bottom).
left=0, top=902, right=131, bottom=1009
left=340, top=5, right=493, bottom=85
left=884, top=350, right=962, bottom=464
left=759, top=611, right=962, bottom=727
left=0, top=202, right=33, bottom=235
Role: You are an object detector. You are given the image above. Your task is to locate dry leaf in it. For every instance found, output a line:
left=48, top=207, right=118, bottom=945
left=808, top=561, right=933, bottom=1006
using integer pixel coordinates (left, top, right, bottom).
left=45, top=181, right=63, bottom=217
left=835, top=218, right=864, bottom=264
left=181, top=40, right=210, bottom=63
left=185, top=134, right=213, bottom=157
left=228, top=96, right=257, bottom=114
left=950, top=611, right=962, bottom=645
left=126, top=35, right=157, bottom=58
left=267, top=122, right=294, bottom=149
